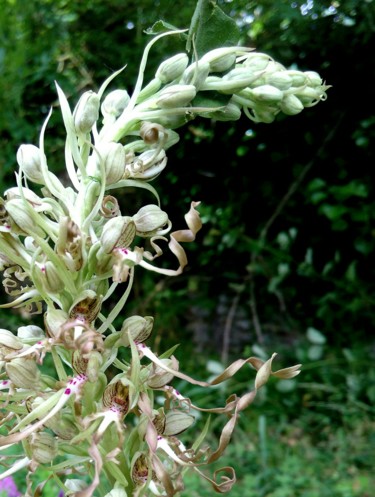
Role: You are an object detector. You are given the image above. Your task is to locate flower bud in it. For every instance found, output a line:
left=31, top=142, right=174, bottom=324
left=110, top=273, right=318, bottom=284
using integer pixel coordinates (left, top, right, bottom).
left=101, top=89, right=130, bottom=118
left=147, top=357, right=177, bottom=388
left=100, top=216, right=136, bottom=253
left=200, top=47, right=237, bottom=73
left=265, top=71, right=293, bottom=91
left=155, top=53, right=189, bottom=83
left=136, top=78, right=162, bottom=104
left=163, top=411, right=195, bottom=436
left=198, top=101, right=242, bottom=121
left=30, top=432, right=57, bottom=464
left=293, top=86, right=323, bottom=105
left=156, top=84, right=196, bottom=109
left=242, top=52, right=272, bottom=71
left=132, top=205, right=168, bottom=236
left=5, top=357, right=40, bottom=388
left=38, top=261, right=65, bottom=294
left=288, top=70, right=307, bottom=87
left=97, top=142, right=126, bottom=185
left=17, top=325, right=44, bottom=342
left=251, top=85, right=284, bottom=104
left=279, top=94, right=304, bottom=115
left=202, top=69, right=262, bottom=93
left=73, top=91, right=100, bottom=134
left=16, top=144, right=45, bottom=184
left=0, top=328, right=23, bottom=351
left=181, top=61, right=210, bottom=90
left=44, top=308, right=69, bottom=338
left=119, top=315, right=154, bottom=346
left=5, top=199, right=46, bottom=237
left=304, top=71, right=322, bottom=86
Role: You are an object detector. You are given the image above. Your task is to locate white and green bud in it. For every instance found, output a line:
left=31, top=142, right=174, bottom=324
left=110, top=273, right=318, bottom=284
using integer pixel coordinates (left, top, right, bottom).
left=288, top=70, right=308, bottom=87
left=200, top=47, right=238, bottom=73
left=147, top=358, right=176, bottom=388
left=5, top=198, right=46, bottom=238
left=0, top=328, right=23, bottom=351
left=30, top=431, right=57, bottom=464
left=44, top=308, right=69, bottom=338
left=16, top=144, right=45, bottom=185
left=242, top=52, right=272, bottom=71
left=304, top=71, right=323, bottom=86
left=198, top=101, right=242, bottom=121
left=155, top=53, right=189, bottom=83
left=202, top=69, right=262, bottom=93
left=97, top=142, right=126, bottom=185
left=293, top=86, right=324, bottom=106
left=156, top=84, right=196, bottom=109
left=265, top=71, right=293, bottom=91
left=73, top=91, right=100, bottom=134
left=132, top=204, right=168, bottom=236
left=119, top=315, right=154, bottom=346
left=181, top=61, right=210, bottom=90
left=5, top=357, right=40, bottom=389
left=101, top=89, right=130, bottom=119
left=38, top=261, right=65, bottom=294
left=250, top=85, right=284, bottom=104
left=136, top=78, right=163, bottom=104
left=17, top=325, right=44, bottom=342
left=163, top=410, right=195, bottom=436
left=100, top=216, right=136, bottom=253
left=280, top=94, right=304, bottom=115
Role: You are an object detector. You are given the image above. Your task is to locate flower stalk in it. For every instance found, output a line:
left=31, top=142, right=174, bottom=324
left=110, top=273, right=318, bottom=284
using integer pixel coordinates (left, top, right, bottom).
left=0, top=27, right=329, bottom=496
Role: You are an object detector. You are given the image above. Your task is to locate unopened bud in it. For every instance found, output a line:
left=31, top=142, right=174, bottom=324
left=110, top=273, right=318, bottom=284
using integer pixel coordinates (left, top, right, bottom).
left=5, top=199, right=45, bottom=237
left=100, top=216, right=136, bottom=253
left=163, top=411, right=195, bottom=436
left=17, top=325, right=44, bottom=342
left=73, top=91, right=100, bottom=134
left=132, top=205, right=168, bottom=236
left=97, top=142, right=125, bottom=185
left=251, top=85, right=284, bottom=104
left=265, top=71, right=293, bottom=91
left=101, top=89, right=130, bottom=118
left=38, top=261, right=65, bottom=294
left=44, top=308, right=69, bottom=338
left=243, top=52, right=272, bottom=71
left=280, top=94, right=304, bottom=115
left=16, top=144, right=45, bottom=185
left=5, top=357, right=40, bottom=388
left=304, top=71, right=322, bottom=86
left=147, top=357, right=177, bottom=388
left=181, top=61, right=210, bottom=90
left=30, top=432, right=57, bottom=464
left=198, top=101, right=241, bottom=121
left=0, top=328, right=23, bottom=351
left=120, top=315, right=154, bottom=346
left=156, top=84, right=196, bottom=109
left=201, top=47, right=238, bottom=73
left=155, top=53, right=189, bottom=83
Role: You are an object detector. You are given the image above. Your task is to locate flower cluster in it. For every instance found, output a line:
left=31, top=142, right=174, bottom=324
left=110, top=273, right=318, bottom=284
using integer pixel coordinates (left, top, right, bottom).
left=0, top=30, right=327, bottom=496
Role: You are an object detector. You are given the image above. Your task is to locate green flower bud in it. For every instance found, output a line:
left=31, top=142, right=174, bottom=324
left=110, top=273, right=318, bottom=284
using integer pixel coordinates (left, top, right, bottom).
left=242, top=52, right=272, bottom=71
left=293, top=86, right=323, bottom=106
left=5, top=357, right=40, bottom=389
left=181, top=61, right=210, bottom=90
left=288, top=70, right=308, bottom=87
left=0, top=328, right=23, bottom=351
left=16, top=144, right=45, bottom=185
left=251, top=85, right=284, bottom=104
left=119, top=315, right=154, bottom=346
left=17, top=325, right=44, bottom=342
left=44, top=308, right=69, bottom=338
left=304, top=71, right=322, bottom=86
left=136, top=78, right=162, bottom=104
left=163, top=411, right=195, bottom=436
left=202, top=69, right=261, bottom=93
left=198, top=101, right=242, bottom=121
left=5, top=198, right=46, bottom=237
left=100, top=216, right=136, bottom=253
left=251, top=107, right=277, bottom=123
left=73, top=91, right=100, bottom=134
left=200, top=47, right=237, bottom=73
left=101, top=89, right=130, bottom=118
left=156, top=84, right=196, bottom=109
left=30, top=431, right=57, bottom=464
left=38, top=261, right=65, bottom=294
left=265, top=71, right=293, bottom=91
left=155, top=53, right=189, bottom=83
left=132, top=204, right=168, bottom=236
left=147, top=358, right=176, bottom=388
left=280, top=94, right=304, bottom=115
left=97, top=142, right=126, bottom=185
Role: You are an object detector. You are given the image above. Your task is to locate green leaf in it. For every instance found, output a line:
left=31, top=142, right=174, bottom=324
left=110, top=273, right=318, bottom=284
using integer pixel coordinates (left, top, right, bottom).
left=145, top=20, right=185, bottom=36
left=186, top=0, right=240, bottom=56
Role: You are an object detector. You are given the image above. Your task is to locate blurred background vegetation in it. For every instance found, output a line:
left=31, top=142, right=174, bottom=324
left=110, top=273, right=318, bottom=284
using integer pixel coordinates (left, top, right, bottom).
left=0, top=0, right=374, bottom=495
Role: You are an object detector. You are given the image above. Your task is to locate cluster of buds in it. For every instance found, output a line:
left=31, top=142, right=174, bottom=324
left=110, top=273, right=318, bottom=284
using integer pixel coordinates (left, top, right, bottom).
left=0, top=29, right=327, bottom=497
